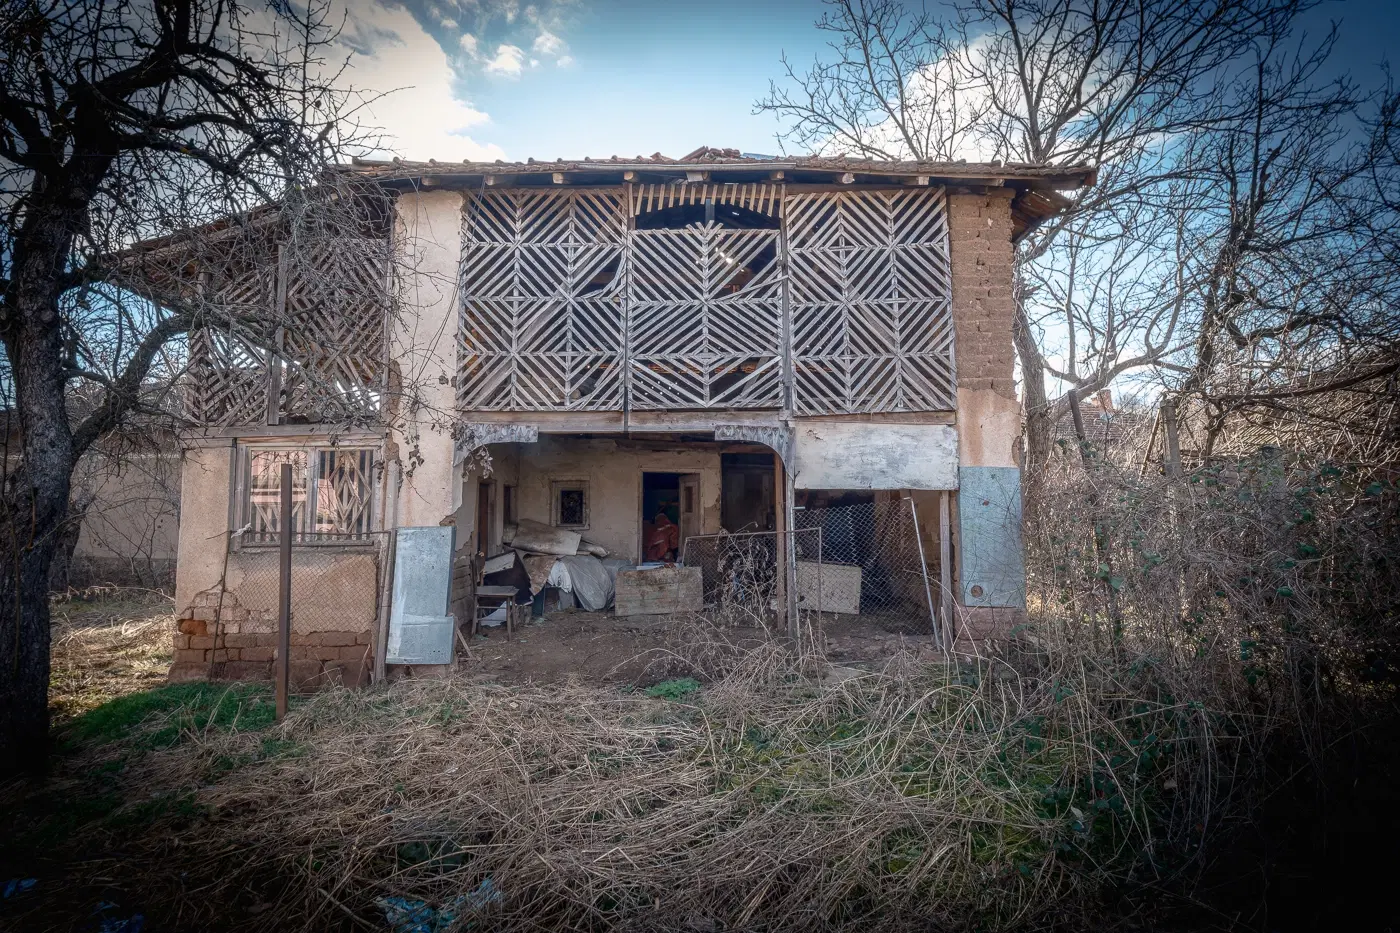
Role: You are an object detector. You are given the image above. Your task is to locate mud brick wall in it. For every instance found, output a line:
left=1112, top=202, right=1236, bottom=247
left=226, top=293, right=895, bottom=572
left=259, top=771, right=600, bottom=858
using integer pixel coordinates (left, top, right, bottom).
left=946, top=188, right=1017, bottom=396
left=170, top=591, right=375, bottom=690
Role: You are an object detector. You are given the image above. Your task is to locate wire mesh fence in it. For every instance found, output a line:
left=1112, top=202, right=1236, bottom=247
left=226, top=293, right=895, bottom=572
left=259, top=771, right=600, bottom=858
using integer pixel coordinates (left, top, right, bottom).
left=680, top=528, right=822, bottom=634
left=210, top=530, right=387, bottom=639
left=793, top=498, right=940, bottom=636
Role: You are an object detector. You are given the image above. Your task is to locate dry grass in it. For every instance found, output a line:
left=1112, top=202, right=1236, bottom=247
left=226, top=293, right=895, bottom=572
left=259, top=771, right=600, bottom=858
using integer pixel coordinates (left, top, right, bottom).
left=47, top=587, right=175, bottom=723
left=4, top=616, right=1208, bottom=933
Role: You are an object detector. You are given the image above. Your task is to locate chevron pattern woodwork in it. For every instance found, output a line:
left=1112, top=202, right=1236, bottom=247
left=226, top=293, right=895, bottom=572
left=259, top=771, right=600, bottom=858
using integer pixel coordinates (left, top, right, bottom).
left=278, top=239, right=390, bottom=420
left=627, top=223, right=783, bottom=409
left=785, top=189, right=956, bottom=414
left=458, top=190, right=627, bottom=410
left=187, top=240, right=388, bottom=426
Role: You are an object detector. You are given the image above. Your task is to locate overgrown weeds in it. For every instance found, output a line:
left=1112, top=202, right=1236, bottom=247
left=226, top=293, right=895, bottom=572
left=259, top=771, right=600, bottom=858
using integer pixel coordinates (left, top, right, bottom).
left=4, top=633, right=1229, bottom=932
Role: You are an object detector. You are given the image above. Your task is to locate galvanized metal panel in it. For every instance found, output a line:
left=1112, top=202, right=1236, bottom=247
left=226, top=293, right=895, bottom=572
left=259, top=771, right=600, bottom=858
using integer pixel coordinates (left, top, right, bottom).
left=386, top=526, right=456, bottom=664
left=956, top=466, right=1025, bottom=609
left=792, top=423, right=958, bottom=490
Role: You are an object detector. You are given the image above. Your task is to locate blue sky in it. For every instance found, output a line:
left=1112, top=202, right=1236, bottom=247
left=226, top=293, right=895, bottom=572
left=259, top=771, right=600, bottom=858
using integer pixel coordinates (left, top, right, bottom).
left=342, top=0, right=1395, bottom=164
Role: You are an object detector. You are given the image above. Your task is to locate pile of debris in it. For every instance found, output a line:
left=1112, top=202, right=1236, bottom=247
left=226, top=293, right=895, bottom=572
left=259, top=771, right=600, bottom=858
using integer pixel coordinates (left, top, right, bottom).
left=480, top=520, right=625, bottom=614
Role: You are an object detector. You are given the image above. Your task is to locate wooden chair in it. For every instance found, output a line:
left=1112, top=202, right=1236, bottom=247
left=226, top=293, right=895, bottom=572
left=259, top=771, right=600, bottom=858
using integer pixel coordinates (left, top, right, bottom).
left=471, top=585, right=519, bottom=640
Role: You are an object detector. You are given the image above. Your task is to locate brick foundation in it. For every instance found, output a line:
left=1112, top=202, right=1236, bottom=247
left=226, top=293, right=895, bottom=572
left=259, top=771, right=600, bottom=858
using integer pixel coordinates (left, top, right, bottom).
left=168, top=588, right=374, bottom=689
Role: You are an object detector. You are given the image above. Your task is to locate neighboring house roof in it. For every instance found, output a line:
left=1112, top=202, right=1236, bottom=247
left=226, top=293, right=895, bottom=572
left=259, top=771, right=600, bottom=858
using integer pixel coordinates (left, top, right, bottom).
left=338, top=146, right=1095, bottom=242
left=1052, top=390, right=1151, bottom=450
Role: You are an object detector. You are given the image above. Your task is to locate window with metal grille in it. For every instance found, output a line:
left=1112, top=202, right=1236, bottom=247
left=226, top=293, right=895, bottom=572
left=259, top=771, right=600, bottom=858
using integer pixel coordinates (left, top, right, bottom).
left=550, top=480, right=589, bottom=529
left=238, top=445, right=377, bottom=544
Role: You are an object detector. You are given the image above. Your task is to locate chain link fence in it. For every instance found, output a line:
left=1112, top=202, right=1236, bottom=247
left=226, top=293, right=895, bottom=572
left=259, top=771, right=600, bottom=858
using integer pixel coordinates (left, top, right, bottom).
left=793, top=498, right=940, bottom=636
left=680, top=528, right=822, bottom=634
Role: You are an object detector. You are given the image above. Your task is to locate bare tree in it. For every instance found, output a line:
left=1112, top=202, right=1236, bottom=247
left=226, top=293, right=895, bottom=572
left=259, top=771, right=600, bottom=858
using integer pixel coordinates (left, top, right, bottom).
left=758, top=0, right=1320, bottom=481
left=0, top=0, right=375, bottom=765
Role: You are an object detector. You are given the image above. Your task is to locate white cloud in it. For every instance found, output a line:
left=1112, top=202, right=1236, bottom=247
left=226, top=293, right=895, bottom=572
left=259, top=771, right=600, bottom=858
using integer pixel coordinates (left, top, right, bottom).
left=458, top=32, right=479, bottom=58
left=532, top=30, right=566, bottom=57
left=484, top=43, right=525, bottom=78
left=340, top=2, right=505, bottom=162
left=556, top=54, right=573, bottom=68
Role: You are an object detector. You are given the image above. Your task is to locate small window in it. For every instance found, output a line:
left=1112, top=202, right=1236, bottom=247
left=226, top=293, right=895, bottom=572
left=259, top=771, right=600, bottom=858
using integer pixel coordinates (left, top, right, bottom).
left=239, top=445, right=376, bottom=544
left=550, top=480, right=589, bottom=528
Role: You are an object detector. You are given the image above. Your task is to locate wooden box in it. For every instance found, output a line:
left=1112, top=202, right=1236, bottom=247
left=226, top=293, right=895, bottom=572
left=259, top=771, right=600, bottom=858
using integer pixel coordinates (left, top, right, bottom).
left=796, top=560, right=862, bottom=615
left=615, top=566, right=703, bottom=617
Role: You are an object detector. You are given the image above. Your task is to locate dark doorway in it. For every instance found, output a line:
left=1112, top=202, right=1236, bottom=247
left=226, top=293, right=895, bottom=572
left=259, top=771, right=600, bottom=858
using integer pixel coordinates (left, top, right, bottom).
left=641, top=472, right=700, bottom=562
left=721, top=453, right=775, bottom=533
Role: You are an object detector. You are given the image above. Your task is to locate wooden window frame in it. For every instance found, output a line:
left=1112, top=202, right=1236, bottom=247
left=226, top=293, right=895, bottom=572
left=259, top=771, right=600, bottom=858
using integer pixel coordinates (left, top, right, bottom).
left=233, top=442, right=380, bottom=548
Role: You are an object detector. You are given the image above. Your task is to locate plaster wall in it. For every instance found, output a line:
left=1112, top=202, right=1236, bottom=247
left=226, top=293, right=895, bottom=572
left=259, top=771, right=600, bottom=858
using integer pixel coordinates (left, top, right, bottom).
left=479, top=437, right=724, bottom=561
left=391, top=189, right=463, bottom=528
left=173, top=444, right=233, bottom=610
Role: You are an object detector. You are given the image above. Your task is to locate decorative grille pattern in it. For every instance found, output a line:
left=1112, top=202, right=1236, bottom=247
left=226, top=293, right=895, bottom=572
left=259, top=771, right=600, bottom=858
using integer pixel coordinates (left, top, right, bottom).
left=627, top=223, right=783, bottom=409
left=785, top=189, right=956, bottom=414
left=278, top=239, right=390, bottom=421
left=188, top=267, right=275, bottom=425
left=458, top=189, right=627, bottom=410
left=188, top=239, right=389, bottom=426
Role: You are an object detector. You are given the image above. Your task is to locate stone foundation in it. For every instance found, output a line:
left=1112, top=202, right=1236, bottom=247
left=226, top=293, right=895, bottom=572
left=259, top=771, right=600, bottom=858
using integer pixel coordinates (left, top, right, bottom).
left=169, top=588, right=374, bottom=689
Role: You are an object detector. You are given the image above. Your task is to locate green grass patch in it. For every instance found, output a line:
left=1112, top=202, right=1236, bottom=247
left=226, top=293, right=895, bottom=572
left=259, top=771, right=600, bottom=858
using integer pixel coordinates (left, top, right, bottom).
left=644, top=678, right=701, bottom=701
left=65, top=681, right=278, bottom=749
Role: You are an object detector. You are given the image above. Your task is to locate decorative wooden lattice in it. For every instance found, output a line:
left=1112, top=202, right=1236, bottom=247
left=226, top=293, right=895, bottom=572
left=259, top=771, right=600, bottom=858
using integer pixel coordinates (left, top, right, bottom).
left=189, top=265, right=276, bottom=425
left=458, top=190, right=627, bottom=411
left=454, top=185, right=956, bottom=415
left=628, top=222, right=783, bottom=409
left=189, top=239, right=389, bottom=426
left=785, top=189, right=956, bottom=414
left=278, top=239, right=390, bottom=421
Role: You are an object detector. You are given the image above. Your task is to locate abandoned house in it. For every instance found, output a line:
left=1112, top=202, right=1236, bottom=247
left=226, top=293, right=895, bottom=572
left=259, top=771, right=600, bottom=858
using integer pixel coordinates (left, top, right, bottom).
left=160, top=148, right=1093, bottom=686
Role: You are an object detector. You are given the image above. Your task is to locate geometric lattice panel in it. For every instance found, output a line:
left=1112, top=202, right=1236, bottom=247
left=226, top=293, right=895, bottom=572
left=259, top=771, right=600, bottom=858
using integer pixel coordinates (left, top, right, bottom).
left=785, top=188, right=955, bottom=414
left=188, top=264, right=276, bottom=426
left=458, top=189, right=627, bottom=411
left=627, top=222, right=782, bottom=409
left=187, top=239, right=389, bottom=427
left=279, top=238, right=390, bottom=421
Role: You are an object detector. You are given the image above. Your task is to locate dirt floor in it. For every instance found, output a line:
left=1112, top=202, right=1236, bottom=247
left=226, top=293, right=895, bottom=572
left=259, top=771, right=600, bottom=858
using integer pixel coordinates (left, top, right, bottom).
left=451, top=609, right=946, bottom=686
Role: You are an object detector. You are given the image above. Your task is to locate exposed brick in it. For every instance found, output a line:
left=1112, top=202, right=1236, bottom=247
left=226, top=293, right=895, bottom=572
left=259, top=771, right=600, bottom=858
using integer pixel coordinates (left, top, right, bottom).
left=317, top=631, right=357, bottom=648
left=355, top=631, right=372, bottom=645
left=189, top=636, right=216, bottom=650
left=338, top=645, right=370, bottom=662
left=224, top=634, right=256, bottom=648
left=174, top=648, right=207, bottom=664
left=242, top=647, right=274, bottom=663
left=173, top=634, right=191, bottom=651
left=290, top=660, right=326, bottom=691
left=177, top=618, right=207, bottom=636
left=192, top=607, right=217, bottom=622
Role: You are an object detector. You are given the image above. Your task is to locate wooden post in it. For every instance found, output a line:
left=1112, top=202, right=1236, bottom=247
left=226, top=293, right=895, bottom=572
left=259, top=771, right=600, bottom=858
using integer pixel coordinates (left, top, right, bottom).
left=773, top=451, right=788, bottom=635
left=373, top=460, right=400, bottom=685
left=1162, top=399, right=1183, bottom=479
left=939, top=491, right=954, bottom=652
left=275, top=461, right=293, bottom=719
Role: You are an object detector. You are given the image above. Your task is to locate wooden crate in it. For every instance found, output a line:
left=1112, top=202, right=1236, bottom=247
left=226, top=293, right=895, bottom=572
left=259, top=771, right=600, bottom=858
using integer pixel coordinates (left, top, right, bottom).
left=615, top=566, right=703, bottom=617
left=796, top=560, right=862, bottom=615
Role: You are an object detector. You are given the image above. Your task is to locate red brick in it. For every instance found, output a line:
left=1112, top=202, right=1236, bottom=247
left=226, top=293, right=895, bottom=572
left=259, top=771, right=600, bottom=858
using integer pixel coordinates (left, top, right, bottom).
left=178, top=618, right=208, bottom=636
left=223, top=661, right=272, bottom=682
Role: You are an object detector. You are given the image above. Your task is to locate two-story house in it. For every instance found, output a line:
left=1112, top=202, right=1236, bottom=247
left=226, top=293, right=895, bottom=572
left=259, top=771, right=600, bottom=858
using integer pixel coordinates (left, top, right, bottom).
left=164, top=148, right=1092, bottom=685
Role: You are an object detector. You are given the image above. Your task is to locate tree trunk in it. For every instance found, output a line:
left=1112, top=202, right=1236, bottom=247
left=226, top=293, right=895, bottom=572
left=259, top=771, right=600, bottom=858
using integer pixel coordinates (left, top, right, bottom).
left=1, top=214, right=81, bottom=771
left=1013, top=297, right=1053, bottom=522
